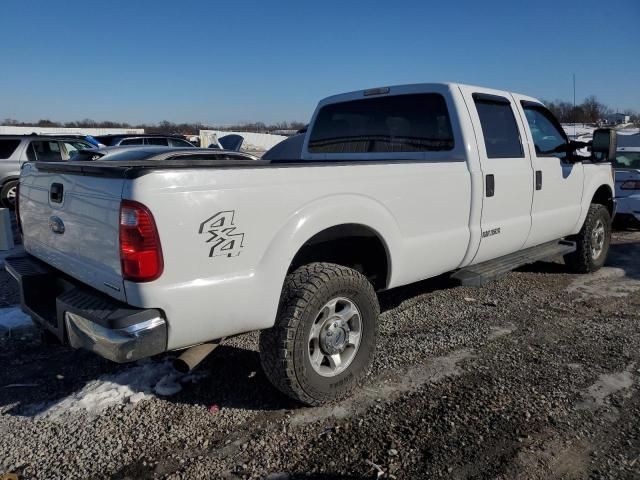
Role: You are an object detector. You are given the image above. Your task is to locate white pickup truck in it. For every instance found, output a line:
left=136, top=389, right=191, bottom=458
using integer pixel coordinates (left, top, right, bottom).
left=6, top=83, right=617, bottom=405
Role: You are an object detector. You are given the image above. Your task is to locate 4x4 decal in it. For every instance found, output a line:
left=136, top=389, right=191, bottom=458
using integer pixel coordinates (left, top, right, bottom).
left=198, top=211, right=245, bottom=258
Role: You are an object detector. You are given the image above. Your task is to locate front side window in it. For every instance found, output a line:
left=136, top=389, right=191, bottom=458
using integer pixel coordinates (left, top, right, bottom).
left=474, top=97, right=524, bottom=158
left=145, top=137, right=169, bottom=146
left=308, top=93, right=454, bottom=154
left=169, top=138, right=193, bottom=147
left=63, top=141, right=90, bottom=159
left=120, top=138, right=144, bottom=145
left=523, top=105, right=567, bottom=158
left=0, top=139, right=21, bottom=159
left=29, top=141, right=63, bottom=161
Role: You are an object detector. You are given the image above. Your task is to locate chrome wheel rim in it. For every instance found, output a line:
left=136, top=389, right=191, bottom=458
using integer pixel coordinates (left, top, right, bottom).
left=591, top=219, right=606, bottom=260
left=307, top=297, right=362, bottom=378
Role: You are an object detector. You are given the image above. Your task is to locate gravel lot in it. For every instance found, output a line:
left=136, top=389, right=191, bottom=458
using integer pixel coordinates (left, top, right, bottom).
left=1, top=229, right=639, bottom=479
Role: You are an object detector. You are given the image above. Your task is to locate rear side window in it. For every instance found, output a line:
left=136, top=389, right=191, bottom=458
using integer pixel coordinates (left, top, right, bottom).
left=474, top=97, right=524, bottom=158
left=120, top=138, right=144, bottom=145
left=308, top=93, right=454, bottom=154
left=29, top=141, right=63, bottom=162
left=0, top=139, right=21, bottom=159
left=145, top=137, right=169, bottom=146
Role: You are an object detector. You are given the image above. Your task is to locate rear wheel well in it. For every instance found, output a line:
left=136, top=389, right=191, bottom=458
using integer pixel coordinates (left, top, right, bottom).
left=289, top=224, right=389, bottom=290
left=591, top=185, right=614, bottom=216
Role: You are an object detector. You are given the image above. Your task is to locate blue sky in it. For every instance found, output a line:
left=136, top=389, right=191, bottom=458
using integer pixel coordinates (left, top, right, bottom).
left=0, top=0, right=638, bottom=124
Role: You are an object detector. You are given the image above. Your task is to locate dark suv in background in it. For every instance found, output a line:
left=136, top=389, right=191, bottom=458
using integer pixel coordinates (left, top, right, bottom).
left=0, top=135, right=94, bottom=207
left=94, top=134, right=195, bottom=147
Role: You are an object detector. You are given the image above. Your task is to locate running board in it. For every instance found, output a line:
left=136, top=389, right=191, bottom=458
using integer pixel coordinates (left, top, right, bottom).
left=451, top=240, right=576, bottom=287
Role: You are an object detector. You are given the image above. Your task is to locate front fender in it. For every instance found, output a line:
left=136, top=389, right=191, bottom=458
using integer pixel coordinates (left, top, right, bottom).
left=573, top=166, right=614, bottom=234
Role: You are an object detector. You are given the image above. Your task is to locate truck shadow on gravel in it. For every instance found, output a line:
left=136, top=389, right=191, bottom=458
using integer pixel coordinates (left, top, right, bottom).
left=378, top=273, right=456, bottom=312
left=0, top=340, right=298, bottom=417
left=516, top=237, right=640, bottom=280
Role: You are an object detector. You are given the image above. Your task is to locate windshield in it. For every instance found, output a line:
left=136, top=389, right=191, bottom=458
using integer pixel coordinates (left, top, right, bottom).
left=614, top=151, right=640, bottom=169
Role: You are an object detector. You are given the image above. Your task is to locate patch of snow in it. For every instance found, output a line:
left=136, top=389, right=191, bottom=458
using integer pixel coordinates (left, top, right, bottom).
left=0, top=307, right=33, bottom=331
left=567, top=266, right=640, bottom=300
left=39, top=358, right=208, bottom=419
left=577, top=363, right=636, bottom=411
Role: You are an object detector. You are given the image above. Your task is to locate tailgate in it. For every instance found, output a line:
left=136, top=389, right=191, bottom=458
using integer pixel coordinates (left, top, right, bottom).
left=19, top=163, right=126, bottom=301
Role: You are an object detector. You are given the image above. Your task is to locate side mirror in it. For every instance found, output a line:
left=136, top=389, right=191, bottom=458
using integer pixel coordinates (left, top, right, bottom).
left=591, top=128, right=617, bottom=162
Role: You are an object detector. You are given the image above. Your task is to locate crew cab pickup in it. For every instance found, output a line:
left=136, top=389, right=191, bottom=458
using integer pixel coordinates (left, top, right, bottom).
left=6, top=84, right=617, bottom=405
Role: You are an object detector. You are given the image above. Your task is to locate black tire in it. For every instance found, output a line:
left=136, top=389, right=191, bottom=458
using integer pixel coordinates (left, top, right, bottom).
left=1, top=180, right=18, bottom=209
left=564, top=203, right=612, bottom=273
left=259, top=262, right=379, bottom=406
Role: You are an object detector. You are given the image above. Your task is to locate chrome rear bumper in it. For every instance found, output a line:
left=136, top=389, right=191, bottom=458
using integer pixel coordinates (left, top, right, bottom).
left=5, top=253, right=167, bottom=363
left=65, top=312, right=167, bottom=362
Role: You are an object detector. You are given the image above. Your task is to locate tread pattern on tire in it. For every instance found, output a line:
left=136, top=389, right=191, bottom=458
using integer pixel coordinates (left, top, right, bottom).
left=565, top=203, right=611, bottom=273
left=259, top=262, right=379, bottom=406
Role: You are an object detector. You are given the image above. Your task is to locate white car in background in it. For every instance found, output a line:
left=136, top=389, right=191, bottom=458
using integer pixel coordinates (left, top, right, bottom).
left=614, top=137, right=640, bottom=227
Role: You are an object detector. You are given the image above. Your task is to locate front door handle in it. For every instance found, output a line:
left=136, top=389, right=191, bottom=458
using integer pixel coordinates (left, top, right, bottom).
left=486, top=174, right=495, bottom=197
left=535, top=170, right=542, bottom=190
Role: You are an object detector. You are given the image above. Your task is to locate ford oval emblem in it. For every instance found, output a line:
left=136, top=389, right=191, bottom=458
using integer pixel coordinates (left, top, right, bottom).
left=49, top=216, right=65, bottom=234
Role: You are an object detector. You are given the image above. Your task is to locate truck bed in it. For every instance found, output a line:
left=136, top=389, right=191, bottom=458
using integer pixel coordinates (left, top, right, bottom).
left=34, top=158, right=273, bottom=178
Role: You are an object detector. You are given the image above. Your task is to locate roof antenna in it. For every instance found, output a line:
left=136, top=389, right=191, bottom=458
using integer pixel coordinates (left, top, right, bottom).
left=573, top=73, right=576, bottom=137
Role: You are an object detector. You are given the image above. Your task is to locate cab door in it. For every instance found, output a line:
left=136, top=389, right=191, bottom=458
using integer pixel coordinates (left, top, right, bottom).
left=513, top=98, right=584, bottom=247
left=459, top=86, right=534, bottom=264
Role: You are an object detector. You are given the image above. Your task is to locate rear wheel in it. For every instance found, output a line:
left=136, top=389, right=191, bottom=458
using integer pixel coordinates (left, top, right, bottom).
left=1, top=180, right=17, bottom=209
left=564, top=203, right=611, bottom=273
left=259, top=262, right=379, bottom=405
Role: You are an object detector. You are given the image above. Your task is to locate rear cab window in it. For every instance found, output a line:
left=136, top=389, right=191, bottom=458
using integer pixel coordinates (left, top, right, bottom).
left=306, top=92, right=455, bottom=159
left=473, top=94, right=523, bottom=158
left=0, top=139, right=21, bottom=159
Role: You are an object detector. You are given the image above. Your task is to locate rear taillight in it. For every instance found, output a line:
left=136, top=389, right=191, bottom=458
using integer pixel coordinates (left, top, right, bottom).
left=621, top=180, right=640, bottom=190
left=119, top=200, right=163, bottom=282
left=15, top=182, right=22, bottom=237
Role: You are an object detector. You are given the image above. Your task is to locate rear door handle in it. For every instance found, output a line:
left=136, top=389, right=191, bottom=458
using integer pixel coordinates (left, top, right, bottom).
left=50, top=183, right=64, bottom=203
left=535, top=170, right=543, bottom=190
left=486, top=174, right=495, bottom=197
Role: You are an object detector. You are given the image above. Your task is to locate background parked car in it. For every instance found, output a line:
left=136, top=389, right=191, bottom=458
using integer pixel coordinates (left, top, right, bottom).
left=93, top=134, right=195, bottom=147
left=614, top=135, right=640, bottom=228
left=0, top=135, right=94, bottom=207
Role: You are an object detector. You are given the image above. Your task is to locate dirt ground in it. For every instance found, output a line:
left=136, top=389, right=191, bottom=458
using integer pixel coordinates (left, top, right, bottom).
left=1, top=230, right=639, bottom=480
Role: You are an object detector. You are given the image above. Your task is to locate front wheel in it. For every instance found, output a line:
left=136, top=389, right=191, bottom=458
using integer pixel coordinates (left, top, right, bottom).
left=259, top=262, right=379, bottom=406
left=1, top=180, right=18, bottom=209
left=564, top=203, right=612, bottom=273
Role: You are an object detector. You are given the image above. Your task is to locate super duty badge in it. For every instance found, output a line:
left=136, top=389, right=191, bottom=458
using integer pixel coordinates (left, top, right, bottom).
left=198, top=211, right=245, bottom=258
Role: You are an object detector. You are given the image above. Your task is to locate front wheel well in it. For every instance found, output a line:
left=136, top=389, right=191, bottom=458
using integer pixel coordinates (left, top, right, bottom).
left=591, top=185, right=614, bottom=216
left=289, top=224, right=390, bottom=290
